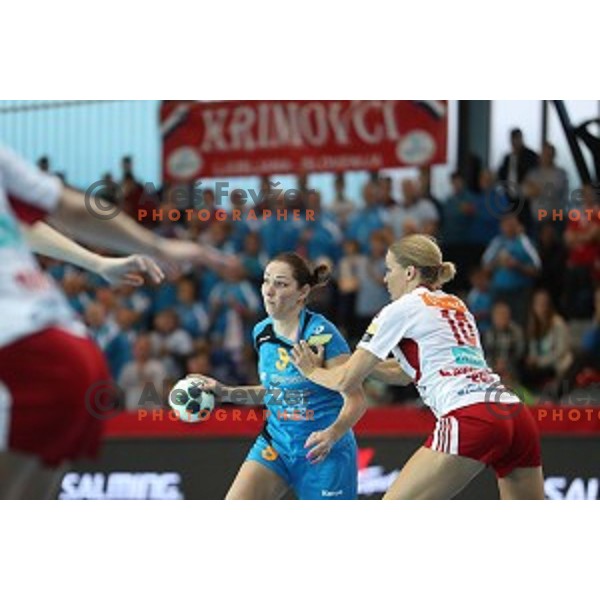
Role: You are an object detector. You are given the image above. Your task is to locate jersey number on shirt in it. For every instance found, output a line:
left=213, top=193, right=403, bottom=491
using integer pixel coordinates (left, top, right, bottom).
left=440, top=309, right=477, bottom=346
left=276, top=347, right=290, bottom=371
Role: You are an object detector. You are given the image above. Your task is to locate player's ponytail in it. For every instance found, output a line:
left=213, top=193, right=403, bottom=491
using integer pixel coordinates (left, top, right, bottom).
left=389, top=234, right=456, bottom=289
left=437, top=261, right=457, bottom=286
left=310, top=263, right=331, bottom=289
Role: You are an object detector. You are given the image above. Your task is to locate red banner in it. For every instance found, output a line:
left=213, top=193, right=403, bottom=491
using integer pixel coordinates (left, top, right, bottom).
left=105, top=406, right=600, bottom=439
left=161, top=100, right=448, bottom=181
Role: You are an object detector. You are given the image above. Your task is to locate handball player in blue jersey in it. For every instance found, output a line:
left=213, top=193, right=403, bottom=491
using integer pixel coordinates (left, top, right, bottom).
left=189, top=252, right=366, bottom=500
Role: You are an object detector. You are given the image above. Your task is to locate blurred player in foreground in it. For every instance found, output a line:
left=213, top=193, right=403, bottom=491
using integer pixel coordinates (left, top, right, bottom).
left=0, top=144, right=236, bottom=498
left=292, top=234, right=544, bottom=500
left=189, top=253, right=366, bottom=499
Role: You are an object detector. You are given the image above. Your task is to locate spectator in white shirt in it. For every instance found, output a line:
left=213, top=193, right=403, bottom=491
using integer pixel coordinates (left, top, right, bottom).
left=119, top=334, right=168, bottom=412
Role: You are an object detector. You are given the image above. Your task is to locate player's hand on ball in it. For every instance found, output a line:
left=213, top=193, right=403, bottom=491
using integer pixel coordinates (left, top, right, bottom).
left=96, top=254, right=165, bottom=286
left=291, top=341, right=324, bottom=376
left=186, top=374, right=225, bottom=399
left=304, top=428, right=337, bottom=464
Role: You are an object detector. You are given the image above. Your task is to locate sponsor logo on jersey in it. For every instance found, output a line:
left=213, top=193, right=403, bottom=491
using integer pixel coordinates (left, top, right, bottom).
left=457, top=383, right=491, bottom=396
left=451, top=346, right=486, bottom=367
left=440, top=365, right=480, bottom=377
left=420, top=292, right=467, bottom=312
left=306, top=333, right=332, bottom=346
left=321, top=489, right=344, bottom=497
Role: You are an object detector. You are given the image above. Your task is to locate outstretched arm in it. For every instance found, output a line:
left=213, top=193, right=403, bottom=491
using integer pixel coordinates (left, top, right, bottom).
left=23, top=221, right=164, bottom=286
left=52, top=187, right=241, bottom=273
left=292, top=342, right=381, bottom=393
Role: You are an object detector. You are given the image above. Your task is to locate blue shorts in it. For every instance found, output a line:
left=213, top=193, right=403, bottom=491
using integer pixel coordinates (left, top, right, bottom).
left=246, top=432, right=358, bottom=500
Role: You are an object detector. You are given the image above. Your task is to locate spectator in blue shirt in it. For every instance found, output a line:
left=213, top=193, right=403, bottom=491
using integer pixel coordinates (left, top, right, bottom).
left=482, top=214, right=541, bottom=327
left=61, top=269, right=92, bottom=314
left=84, top=301, right=132, bottom=380
left=240, top=230, right=268, bottom=297
left=347, top=181, right=386, bottom=253
left=257, top=189, right=303, bottom=258
left=174, top=277, right=209, bottom=338
left=352, top=229, right=391, bottom=342
left=229, top=188, right=257, bottom=253
left=297, top=190, right=343, bottom=263
left=441, top=172, right=476, bottom=292
left=329, top=172, right=356, bottom=233
left=207, top=270, right=262, bottom=382
left=469, top=169, right=510, bottom=258
left=466, top=267, right=493, bottom=334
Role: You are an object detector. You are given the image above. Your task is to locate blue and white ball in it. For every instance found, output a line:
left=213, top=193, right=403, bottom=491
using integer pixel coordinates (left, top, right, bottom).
left=168, top=378, right=215, bottom=423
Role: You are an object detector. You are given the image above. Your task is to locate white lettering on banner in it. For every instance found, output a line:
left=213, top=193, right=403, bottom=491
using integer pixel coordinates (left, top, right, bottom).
left=58, top=472, right=184, bottom=500
left=229, top=106, right=256, bottom=151
left=301, top=154, right=382, bottom=172
left=257, top=102, right=271, bottom=148
left=544, top=477, right=599, bottom=500
left=353, top=101, right=384, bottom=144
left=201, top=108, right=229, bottom=152
left=272, top=102, right=303, bottom=147
left=382, top=101, right=400, bottom=140
left=196, top=101, right=412, bottom=153
left=328, top=102, right=352, bottom=144
left=298, top=103, right=328, bottom=146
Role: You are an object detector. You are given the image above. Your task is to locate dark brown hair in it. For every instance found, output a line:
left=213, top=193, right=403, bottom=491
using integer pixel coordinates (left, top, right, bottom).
left=271, top=252, right=330, bottom=290
left=528, top=288, right=557, bottom=339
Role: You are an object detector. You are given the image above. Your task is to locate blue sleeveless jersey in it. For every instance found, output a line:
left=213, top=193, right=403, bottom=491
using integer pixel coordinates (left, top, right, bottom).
left=252, top=308, right=350, bottom=451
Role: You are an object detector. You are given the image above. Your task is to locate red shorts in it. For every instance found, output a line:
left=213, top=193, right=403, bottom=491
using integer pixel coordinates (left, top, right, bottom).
left=0, top=327, right=112, bottom=467
left=424, top=402, right=542, bottom=478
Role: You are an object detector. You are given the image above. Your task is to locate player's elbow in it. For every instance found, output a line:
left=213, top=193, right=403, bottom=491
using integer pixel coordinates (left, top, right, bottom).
left=337, top=369, right=363, bottom=393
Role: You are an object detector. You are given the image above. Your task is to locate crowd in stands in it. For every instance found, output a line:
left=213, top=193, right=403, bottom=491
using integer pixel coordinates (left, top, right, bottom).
left=36, top=128, right=600, bottom=409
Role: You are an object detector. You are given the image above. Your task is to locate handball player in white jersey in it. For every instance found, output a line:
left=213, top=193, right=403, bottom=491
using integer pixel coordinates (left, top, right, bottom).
left=0, top=144, right=235, bottom=497
left=292, top=234, right=544, bottom=499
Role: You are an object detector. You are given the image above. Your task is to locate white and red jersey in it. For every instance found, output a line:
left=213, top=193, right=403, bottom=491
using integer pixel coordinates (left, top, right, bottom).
left=0, top=145, right=79, bottom=348
left=358, top=285, right=518, bottom=418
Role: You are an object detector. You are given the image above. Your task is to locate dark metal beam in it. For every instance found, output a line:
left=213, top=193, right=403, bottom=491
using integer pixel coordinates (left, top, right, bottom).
left=551, top=100, right=592, bottom=184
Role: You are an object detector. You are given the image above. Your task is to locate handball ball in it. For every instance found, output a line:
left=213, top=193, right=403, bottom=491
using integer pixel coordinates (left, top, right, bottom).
left=168, top=378, right=215, bottom=423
